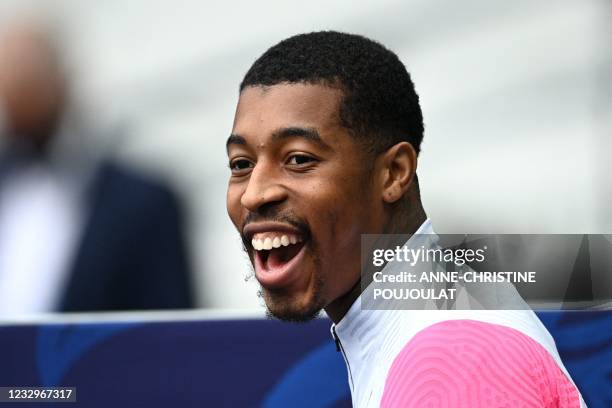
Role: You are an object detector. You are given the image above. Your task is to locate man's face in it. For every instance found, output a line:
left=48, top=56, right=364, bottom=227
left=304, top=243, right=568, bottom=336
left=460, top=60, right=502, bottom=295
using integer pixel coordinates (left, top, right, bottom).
left=0, top=26, right=65, bottom=141
left=226, top=83, right=385, bottom=321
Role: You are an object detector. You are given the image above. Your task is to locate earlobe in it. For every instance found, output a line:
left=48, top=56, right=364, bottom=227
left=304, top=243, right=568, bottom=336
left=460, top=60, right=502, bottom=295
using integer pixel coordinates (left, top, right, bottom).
left=383, top=185, right=403, bottom=203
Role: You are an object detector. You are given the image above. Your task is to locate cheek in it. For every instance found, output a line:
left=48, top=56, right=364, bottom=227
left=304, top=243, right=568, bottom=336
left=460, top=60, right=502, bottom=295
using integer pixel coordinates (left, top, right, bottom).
left=313, top=172, right=377, bottom=258
left=306, top=181, right=365, bottom=244
left=226, top=185, right=242, bottom=226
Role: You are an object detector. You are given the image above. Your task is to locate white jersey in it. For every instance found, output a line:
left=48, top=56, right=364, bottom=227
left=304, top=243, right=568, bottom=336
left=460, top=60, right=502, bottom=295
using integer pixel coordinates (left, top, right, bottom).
left=330, top=220, right=586, bottom=407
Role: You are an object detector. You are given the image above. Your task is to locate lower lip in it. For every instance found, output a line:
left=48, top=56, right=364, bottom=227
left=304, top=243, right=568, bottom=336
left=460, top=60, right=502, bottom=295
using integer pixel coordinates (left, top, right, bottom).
left=254, top=242, right=308, bottom=289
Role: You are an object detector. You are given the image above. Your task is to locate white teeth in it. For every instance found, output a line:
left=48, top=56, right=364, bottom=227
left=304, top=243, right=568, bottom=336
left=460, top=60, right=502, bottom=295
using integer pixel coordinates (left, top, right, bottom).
left=272, top=237, right=281, bottom=248
left=263, top=237, right=273, bottom=250
left=252, top=239, right=264, bottom=251
left=251, top=233, right=303, bottom=251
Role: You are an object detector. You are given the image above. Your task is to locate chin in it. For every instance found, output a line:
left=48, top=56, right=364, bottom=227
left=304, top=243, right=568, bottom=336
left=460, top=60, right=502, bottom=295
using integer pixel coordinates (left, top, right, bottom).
left=261, top=286, right=325, bottom=323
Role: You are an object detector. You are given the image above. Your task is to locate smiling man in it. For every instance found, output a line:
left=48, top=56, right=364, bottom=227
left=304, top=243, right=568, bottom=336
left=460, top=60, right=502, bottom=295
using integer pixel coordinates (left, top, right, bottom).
left=226, top=32, right=585, bottom=407
left=227, top=81, right=418, bottom=323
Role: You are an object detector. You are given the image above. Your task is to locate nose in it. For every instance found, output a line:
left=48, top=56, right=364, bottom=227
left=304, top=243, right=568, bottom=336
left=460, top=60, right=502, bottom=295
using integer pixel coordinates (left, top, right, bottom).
left=240, top=162, right=288, bottom=212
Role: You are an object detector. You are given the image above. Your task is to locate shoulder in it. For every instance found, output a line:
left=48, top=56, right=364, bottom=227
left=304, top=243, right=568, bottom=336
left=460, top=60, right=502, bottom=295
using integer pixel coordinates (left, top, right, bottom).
left=94, top=161, right=173, bottom=198
left=91, top=160, right=182, bottom=216
left=381, top=319, right=580, bottom=407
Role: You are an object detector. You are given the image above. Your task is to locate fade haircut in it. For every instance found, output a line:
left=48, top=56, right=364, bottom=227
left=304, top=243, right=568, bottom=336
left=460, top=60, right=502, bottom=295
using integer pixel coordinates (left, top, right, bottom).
left=240, top=31, right=424, bottom=156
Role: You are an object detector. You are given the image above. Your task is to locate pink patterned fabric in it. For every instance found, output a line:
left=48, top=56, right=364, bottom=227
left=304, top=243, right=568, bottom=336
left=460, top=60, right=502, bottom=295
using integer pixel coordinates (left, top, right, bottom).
left=381, top=319, right=580, bottom=408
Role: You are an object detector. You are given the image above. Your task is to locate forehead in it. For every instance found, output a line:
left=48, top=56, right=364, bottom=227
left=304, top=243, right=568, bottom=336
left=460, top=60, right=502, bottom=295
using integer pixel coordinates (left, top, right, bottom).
left=232, top=83, right=344, bottom=135
left=0, top=25, right=51, bottom=60
left=0, top=27, right=58, bottom=81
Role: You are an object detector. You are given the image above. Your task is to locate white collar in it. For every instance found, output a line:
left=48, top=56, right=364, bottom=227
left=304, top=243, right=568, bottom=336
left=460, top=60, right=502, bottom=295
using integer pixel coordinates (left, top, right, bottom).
left=330, top=218, right=434, bottom=367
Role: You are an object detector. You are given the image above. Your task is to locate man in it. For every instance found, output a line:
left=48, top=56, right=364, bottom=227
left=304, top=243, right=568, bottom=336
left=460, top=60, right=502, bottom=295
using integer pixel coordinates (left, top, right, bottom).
left=0, top=20, right=193, bottom=314
left=226, top=31, right=585, bottom=407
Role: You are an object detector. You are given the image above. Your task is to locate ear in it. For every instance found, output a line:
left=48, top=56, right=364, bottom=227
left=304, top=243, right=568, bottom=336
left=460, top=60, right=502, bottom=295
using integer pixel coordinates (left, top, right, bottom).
left=378, top=142, right=417, bottom=204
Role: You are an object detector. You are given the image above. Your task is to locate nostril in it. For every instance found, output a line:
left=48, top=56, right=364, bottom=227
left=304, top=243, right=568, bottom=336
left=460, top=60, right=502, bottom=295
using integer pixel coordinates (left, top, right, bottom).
left=241, top=191, right=285, bottom=213
left=240, top=191, right=264, bottom=211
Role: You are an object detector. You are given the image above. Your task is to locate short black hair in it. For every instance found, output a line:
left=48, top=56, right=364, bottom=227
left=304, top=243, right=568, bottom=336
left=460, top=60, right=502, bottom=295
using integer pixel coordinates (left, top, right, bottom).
left=240, top=31, right=424, bottom=155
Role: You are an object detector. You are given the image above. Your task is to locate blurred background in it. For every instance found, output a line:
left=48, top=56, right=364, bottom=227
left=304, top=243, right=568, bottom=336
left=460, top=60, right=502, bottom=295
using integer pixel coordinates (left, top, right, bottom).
left=0, top=0, right=610, bottom=315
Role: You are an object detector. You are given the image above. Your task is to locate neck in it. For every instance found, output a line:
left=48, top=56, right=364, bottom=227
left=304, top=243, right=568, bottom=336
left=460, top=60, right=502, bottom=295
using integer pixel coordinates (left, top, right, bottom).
left=324, top=201, right=427, bottom=323
left=325, top=278, right=362, bottom=323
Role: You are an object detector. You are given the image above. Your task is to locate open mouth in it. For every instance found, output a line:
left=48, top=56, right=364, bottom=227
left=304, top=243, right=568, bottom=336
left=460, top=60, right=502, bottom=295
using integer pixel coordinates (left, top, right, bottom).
left=251, top=232, right=308, bottom=288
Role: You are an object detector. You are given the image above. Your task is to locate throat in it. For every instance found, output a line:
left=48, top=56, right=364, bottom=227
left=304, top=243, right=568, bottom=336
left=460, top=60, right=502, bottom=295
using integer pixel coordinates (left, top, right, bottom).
left=324, top=278, right=362, bottom=324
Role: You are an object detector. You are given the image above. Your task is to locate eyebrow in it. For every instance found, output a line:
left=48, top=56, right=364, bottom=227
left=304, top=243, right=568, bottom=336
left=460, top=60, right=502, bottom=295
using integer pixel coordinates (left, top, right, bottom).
left=226, top=126, right=332, bottom=153
left=226, top=134, right=246, bottom=152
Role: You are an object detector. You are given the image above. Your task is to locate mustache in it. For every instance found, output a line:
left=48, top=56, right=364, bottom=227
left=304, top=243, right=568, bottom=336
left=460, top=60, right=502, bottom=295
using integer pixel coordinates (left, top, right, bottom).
left=240, top=210, right=310, bottom=248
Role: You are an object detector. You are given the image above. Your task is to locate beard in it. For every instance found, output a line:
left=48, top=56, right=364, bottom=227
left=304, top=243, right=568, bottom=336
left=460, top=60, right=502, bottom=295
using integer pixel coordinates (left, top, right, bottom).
left=245, top=244, right=326, bottom=323
left=258, top=273, right=325, bottom=322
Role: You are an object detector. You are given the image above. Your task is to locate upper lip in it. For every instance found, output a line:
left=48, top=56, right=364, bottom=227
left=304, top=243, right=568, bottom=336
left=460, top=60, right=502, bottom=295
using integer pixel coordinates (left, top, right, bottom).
left=243, top=222, right=303, bottom=242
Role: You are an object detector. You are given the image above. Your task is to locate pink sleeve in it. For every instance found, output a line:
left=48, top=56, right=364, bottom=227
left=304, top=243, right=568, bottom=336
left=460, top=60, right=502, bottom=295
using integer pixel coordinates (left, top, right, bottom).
left=381, top=319, right=580, bottom=408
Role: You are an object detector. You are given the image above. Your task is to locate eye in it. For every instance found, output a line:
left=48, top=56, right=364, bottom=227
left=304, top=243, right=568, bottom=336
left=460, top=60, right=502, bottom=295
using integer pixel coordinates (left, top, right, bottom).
left=286, top=154, right=317, bottom=166
left=229, top=158, right=254, bottom=174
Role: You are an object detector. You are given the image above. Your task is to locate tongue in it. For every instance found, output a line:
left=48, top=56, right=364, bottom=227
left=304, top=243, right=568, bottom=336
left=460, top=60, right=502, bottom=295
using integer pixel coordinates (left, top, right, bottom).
left=266, top=242, right=304, bottom=270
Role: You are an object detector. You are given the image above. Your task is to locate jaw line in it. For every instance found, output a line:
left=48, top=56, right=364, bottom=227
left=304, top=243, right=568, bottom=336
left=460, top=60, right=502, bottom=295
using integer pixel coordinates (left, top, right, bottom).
left=260, top=268, right=326, bottom=323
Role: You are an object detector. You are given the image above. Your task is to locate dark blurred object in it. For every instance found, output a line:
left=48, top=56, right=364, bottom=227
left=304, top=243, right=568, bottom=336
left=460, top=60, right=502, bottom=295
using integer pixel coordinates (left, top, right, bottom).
left=0, top=20, right=193, bottom=314
left=59, top=161, right=194, bottom=312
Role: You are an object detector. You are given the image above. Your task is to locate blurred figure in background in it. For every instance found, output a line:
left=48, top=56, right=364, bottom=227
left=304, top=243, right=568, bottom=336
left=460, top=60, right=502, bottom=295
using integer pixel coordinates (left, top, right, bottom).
left=0, top=20, right=194, bottom=316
